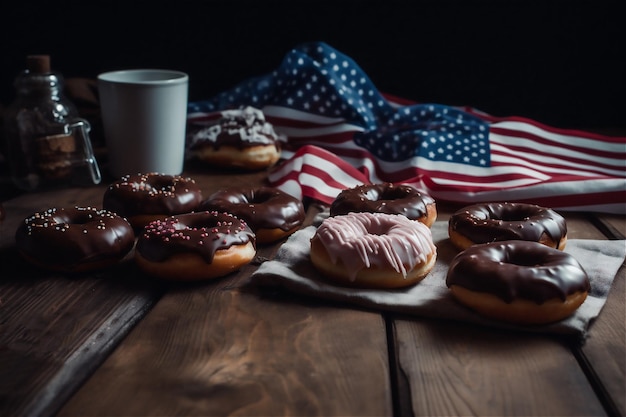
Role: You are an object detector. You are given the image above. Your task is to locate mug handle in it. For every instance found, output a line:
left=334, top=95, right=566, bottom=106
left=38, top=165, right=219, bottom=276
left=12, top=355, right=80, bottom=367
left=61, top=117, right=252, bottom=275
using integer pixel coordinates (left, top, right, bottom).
left=64, top=118, right=102, bottom=185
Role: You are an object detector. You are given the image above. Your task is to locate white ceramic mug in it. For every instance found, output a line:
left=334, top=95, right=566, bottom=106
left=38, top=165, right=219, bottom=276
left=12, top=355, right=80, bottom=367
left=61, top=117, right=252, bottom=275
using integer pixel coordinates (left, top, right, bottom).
left=97, top=69, right=189, bottom=178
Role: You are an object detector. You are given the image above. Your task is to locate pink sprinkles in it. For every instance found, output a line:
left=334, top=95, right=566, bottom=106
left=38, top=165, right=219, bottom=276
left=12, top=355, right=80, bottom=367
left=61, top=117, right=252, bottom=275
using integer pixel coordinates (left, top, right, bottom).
left=142, top=211, right=250, bottom=246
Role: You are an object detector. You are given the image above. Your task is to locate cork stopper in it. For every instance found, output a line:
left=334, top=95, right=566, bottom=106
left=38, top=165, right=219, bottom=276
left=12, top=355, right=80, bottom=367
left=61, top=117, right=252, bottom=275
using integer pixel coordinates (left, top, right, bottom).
left=26, top=55, right=51, bottom=74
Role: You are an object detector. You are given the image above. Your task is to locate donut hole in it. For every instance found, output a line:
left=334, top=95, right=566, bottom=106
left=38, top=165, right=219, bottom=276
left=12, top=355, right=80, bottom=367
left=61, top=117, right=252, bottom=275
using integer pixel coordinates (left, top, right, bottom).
left=144, top=176, right=175, bottom=191
left=362, top=217, right=396, bottom=236
left=129, top=179, right=164, bottom=192
left=176, top=216, right=226, bottom=230
left=365, top=187, right=407, bottom=202
left=504, top=255, right=542, bottom=268
left=57, top=211, right=92, bottom=225
left=55, top=208, right=112, bottom=228
left=494, top=242, right=552, bottom=267
left=367, top=225, right=390, bottom=236
left=249, top=191, right=274, bottom=204
left=488, top=204, right=538, bottom=222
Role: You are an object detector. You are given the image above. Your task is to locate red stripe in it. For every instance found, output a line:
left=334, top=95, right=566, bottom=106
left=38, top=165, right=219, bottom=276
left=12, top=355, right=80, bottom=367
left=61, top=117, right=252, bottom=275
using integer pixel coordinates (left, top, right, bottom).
left=490, top=149, right=621, bottom=178
left=490, top=126, right=626, bottom=163
left=279, top=131, right=357, bottom=146
left=266, top=115, right=348, bottom=129
left=486, top=115, right=626, bottom=143
left=506, top=190, right=626, bottom=208
left=187, top=105, right=625, bottom=213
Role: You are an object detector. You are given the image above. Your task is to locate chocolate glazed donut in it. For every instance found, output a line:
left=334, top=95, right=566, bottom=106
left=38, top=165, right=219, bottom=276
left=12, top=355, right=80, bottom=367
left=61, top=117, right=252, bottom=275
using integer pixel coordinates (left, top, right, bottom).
left=199, top=187, right=305, bottom=243
left=448, top=202, right=567, bottom=251
left=446, top=240, right=590, bottom=325
left=330, top=183, right=437, bottom=227
left=135, top=211, right=256, bottom=281
left=103, top=173, right=203, bottom=230
left=136, top=212, right=255, bottom=264
left=15, top=206, right=135, bottom=273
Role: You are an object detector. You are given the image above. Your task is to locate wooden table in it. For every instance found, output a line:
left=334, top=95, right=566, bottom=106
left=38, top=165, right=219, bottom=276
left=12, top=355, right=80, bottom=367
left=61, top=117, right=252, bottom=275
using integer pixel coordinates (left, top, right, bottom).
left=1, top=167, right=624, bottom=417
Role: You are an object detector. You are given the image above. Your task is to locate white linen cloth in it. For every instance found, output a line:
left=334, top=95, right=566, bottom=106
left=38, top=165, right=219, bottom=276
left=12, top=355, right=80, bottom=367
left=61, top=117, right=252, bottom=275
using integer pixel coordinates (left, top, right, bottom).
left=250, top=212, right=626, bottom=339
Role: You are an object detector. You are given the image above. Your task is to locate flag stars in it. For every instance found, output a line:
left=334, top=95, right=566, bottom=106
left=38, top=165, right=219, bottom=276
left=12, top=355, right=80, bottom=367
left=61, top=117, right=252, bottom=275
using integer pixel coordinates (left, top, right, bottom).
left=190, top=42, right=490, bottom=167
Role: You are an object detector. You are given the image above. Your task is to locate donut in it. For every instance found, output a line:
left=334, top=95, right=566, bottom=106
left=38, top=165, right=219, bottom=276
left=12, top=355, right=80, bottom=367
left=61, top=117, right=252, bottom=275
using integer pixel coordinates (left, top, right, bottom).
left=15, top=206, right=135, bottom=273
left=446, top=240, right=590, bottom=325
left=135, top=211, right=256, bottom=281
left=448, top=202, right=567, bottom=251
left=330, top=183, right=437, bottom=227
left=187, top=106, right=281, bottom=170
left=199, top=187, right=305, bottom=244
left=103, top=173, right=203, bottom=230
left=309, top=212, right=437, bottom=289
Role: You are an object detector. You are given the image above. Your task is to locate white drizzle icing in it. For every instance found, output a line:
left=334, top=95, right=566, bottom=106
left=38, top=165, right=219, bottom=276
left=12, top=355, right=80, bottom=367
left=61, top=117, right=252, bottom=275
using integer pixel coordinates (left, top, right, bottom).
left=314, top=212, right=436, bottom=280
left=190, top=106, right=279, bottom=144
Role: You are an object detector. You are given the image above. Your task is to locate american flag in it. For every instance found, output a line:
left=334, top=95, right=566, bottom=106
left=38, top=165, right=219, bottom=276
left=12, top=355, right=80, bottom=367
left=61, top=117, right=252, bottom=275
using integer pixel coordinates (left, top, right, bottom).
left=188, top=42, right=626, bottom=214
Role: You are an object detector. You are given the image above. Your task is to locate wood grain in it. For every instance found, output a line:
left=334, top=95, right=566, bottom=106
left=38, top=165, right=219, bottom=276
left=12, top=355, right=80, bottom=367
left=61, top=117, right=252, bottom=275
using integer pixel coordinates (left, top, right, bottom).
left=58, top=280, right=392, bottom=416
left=0, top=169, right=274, bottom=416
left=576, top=214, right=626, bottom=416
left=0, top=255, right=163, bottom=416
left=393, top=318, right=606, bottom=416
left=389, top=214, right=612, bottom=416
left=1, top=169, right=624, bottom=417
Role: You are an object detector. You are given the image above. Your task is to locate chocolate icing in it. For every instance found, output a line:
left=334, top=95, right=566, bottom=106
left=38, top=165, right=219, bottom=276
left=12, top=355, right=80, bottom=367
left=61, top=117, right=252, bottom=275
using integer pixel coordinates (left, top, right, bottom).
left=199, top=187, right=305, bottom=232
left=446, top=240, right=590, bottom=303
left=15, top=206, right=135, bottom=268
left=188, top=106, right=280, bottom=150
left=330, top=183, right=435, bottom=220
left=449, top=202, right=567, bottom=246
left=136, top=211, right=256, bottom=263
left=103, top=173, right=203, bottom=217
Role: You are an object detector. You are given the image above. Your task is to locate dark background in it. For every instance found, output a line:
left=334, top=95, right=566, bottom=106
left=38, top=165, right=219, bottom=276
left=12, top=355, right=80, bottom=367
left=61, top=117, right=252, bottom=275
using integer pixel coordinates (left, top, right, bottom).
left=1, top=0, right=624, bottom=130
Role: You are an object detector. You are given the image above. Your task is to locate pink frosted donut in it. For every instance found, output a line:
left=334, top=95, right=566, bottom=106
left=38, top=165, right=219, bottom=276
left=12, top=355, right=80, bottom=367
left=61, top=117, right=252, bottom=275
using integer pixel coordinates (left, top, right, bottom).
left=309, top=212, right=437, bottom=288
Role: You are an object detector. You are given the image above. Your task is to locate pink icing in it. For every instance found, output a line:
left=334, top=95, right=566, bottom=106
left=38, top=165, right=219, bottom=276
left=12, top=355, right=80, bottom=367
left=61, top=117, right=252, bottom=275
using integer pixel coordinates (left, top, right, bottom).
left=313, top=212, right=436, bottom=280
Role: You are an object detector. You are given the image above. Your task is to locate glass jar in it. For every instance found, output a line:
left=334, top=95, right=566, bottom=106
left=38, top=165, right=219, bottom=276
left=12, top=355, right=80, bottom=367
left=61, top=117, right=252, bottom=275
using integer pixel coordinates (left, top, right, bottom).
left=3, top=55, right=101, bottom=191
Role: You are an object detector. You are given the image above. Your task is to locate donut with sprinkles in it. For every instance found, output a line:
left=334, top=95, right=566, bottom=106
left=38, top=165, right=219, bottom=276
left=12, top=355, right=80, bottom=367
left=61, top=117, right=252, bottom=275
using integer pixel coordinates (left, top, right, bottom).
left=134, top=211, right=256, bottom=281
left=103, top=173, right=203, bottom=230
left=15, top=206, right=135, bottom=273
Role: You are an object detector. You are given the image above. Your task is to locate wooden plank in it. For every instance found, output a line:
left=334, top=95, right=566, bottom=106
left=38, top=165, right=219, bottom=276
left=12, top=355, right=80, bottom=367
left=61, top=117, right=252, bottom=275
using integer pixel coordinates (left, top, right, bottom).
left=0, top=249, right=163, bottom=416
left=58, top=198, right=392, bottom=416
left=0, top=170, right=273, bottom=416
left=591, top=213, right=626, bottom=240
left=577, top=212, right=626, bottom=416
left=393, top=318, right=606, bottom=416
left=391, top=212, right=619, bottom=416
left=0, top=184, right=164, bottom=416
left=58, top=255, right=393, bottom=416
left=580, top=264, right=625, bottom=416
